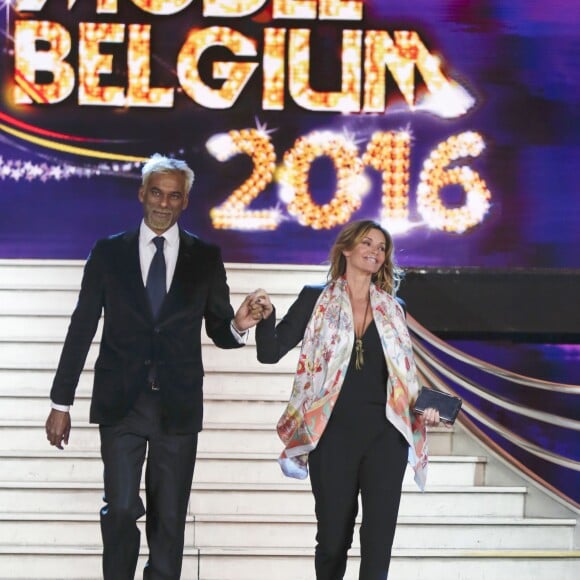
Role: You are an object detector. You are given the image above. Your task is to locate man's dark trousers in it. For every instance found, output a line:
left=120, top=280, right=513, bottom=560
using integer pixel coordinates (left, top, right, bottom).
left=100, top=389, right=198, bottom=580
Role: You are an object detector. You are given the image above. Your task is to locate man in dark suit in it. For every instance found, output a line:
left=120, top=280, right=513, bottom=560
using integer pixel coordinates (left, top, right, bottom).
left=45, top=153, right=262, bottom=579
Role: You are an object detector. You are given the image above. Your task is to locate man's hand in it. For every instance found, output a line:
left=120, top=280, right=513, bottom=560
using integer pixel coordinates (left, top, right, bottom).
left=45, top=409, right=71, bottom=449
left=248, top=289, right=273, bottom=321
left=233, top=293, right=262, bottom=332
left=233, top=289, right=274, bottom=332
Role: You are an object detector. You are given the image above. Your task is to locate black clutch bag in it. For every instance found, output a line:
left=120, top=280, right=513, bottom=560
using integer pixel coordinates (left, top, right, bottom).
left=414, top=387, right=462, bottom=424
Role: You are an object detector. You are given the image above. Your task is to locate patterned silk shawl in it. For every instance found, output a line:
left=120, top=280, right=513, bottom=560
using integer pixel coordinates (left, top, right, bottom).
left=276, top=277, right=428, bottom=490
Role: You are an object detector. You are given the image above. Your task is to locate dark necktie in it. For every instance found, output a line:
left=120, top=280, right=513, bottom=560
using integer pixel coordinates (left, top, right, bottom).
left=146, top=236, right=166, bottom=318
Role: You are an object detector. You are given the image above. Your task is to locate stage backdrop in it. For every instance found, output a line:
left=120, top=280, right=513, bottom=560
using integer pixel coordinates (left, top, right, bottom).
left=1, top=1, right=579, bottom=504
left=1, top=0, right=579, bottom=266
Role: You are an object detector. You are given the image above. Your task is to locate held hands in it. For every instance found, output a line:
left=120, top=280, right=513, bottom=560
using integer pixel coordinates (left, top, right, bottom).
left=233, top=289, right=274, bottom=331
left=248, top=289, right=273, bottom=321
left=45, top=409, right=71, bottom=449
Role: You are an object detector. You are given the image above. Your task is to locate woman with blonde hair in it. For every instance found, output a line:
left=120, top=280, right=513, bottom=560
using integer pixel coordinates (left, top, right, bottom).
left=251, top=219, right=441, bottom=579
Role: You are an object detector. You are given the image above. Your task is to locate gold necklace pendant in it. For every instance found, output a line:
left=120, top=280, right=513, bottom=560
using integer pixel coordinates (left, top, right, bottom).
left=352, top=294, right=370, bottom=370
left=354, top=337, right=364, bottom=370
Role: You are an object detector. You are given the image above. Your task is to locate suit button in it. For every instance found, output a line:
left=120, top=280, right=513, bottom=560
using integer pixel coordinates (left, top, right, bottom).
left=144, top=359, right=151, bottom=366
left=154, top=327, right=161, bottom=334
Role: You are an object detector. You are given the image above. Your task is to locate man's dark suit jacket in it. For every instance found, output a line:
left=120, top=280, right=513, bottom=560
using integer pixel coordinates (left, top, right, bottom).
left=50, top=228, right=243, bottom=434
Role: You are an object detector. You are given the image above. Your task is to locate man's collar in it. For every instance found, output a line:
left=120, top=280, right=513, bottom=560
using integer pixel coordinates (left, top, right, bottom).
left=139, top=220, right=179, bottom=246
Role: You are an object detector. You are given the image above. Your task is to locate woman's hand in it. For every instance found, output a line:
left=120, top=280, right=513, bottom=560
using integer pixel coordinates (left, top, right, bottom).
left=421, top=407, right=451, bottom=428
left=248, top=288, right=274, bottom=321
left=233, top=293, right=263, bottom=331
left=232, top=289, right=274, bottom=330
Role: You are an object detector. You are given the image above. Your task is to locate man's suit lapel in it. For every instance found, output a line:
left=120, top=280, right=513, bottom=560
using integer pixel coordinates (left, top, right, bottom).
left=159, top=229, right=202, bottom=320
left=120, top=230, right=153, bottom=320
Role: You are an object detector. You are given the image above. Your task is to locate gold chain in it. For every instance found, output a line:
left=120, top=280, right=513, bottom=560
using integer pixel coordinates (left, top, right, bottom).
left=353, top=295, right=370, bottom=370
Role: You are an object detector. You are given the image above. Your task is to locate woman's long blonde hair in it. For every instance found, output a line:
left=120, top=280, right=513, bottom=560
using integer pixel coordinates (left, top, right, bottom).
left=327, top=219, right=402, bottom=295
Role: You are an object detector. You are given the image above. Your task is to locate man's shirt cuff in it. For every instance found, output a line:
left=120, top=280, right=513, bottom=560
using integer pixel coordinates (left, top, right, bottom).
left=230, top=321, right=249, bottom=344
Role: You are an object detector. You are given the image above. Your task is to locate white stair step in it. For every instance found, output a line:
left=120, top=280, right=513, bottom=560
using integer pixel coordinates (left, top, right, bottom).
left=0, top=261, right=85, bottom=287
left=0, top=422, right=278, bottom=453
left=0, top=512, right=195, bottom=547
left=194, top=513, right=575, bottom=550
left=0, top=545, right=195, bottom=580
left=0, top=315, right=96, bottom=339
left=0, top=482, right=527, bottom=517
left=0, top=545, right=578, bottom=580
left=0, top=422, right=101, bottom=452
left=198, top=424, right=285, bottom=454
left=0, top=289, right=91, bottom=315
left=0, top=341, right=299, bottom=373
left=188, top=483, right=526, bottom=518
left=0, top=289, right=300, bottom=317
left=0, top=369, right=296, bottom=399
left=0, top=451, right=483, bottom=486
left=0, top=421, right=282, bottom=453
left=0, top=512, right=573, bottom=551
left=0, top=420, right=457, bottom=457
left=2, top=318, right=320, bottom=345
left=198, top=546, right=580, bottom=580
left=0, top=395, right=462, bottom=455
left=0, top=393, right=286, bottom=424
left=0, top=260, right=326, bottom=292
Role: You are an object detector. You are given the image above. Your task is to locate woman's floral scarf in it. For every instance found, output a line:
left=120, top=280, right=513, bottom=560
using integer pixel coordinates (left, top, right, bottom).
left=277, top=277, right=428, bottom=490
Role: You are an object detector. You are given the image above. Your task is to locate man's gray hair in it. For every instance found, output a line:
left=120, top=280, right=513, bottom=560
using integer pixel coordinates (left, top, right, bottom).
left=141, top=153, right=195, bottom=194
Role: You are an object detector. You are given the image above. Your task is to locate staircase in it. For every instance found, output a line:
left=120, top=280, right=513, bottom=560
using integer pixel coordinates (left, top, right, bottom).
left=0, top=259, right=578, bottom=579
